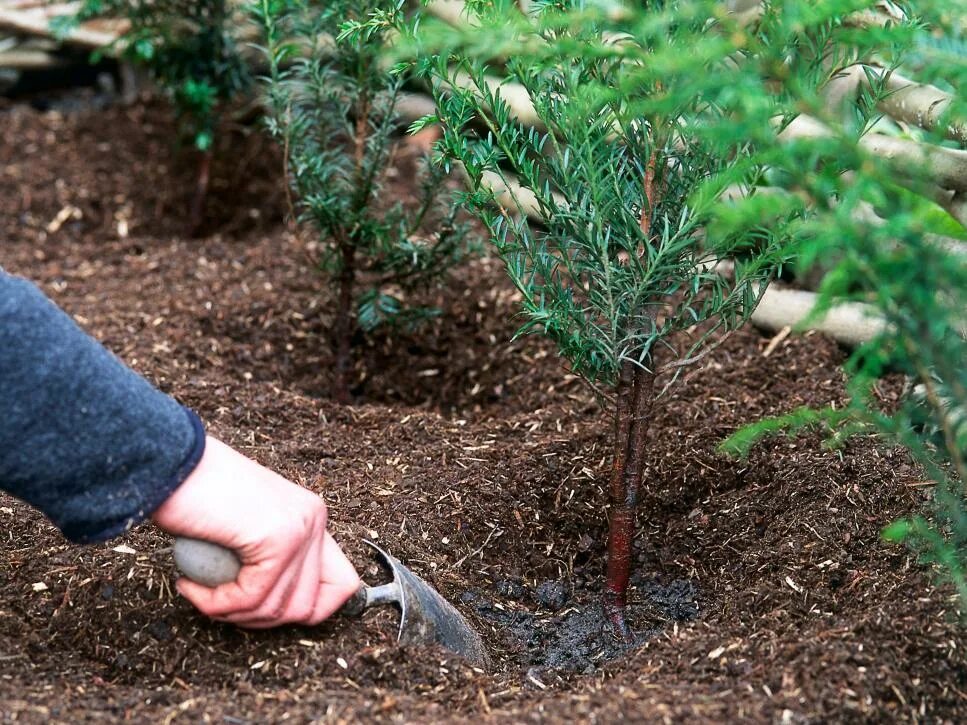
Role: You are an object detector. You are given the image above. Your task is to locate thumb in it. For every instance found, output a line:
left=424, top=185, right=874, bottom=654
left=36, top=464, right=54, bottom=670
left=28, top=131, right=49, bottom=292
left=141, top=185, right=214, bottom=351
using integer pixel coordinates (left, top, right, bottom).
left=311, top=531, right=363, bottom=620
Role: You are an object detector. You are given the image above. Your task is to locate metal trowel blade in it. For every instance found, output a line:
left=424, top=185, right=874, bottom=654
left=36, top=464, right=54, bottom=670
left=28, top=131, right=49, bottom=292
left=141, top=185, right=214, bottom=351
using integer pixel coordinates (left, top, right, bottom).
left=364, top=541, right=490, bottom=670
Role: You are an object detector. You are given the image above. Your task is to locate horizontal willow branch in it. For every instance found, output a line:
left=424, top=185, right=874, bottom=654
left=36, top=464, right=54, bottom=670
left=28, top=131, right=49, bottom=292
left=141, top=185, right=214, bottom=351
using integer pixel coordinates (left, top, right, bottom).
left=825, top=65, right=965, bottom=144
left=0, top=7, right=122, bottom=49
left=751, top=285, right=967, bottom=346
left=782, top=115, right=967, bottom=193
left=392, top=93, right=555, bottom=219
left=448, top=70, right=540, bottom=129
left=780, top=115, right=967, bottom=226
left=750, top=286, right=886, bottom=348
left=730, top=0, right=908, bottom=29
left=0, top=48, right=69, bottom=69
left=425, top=0, right=472, bottom=27
left=723, top=183, right=967, bottom=261
left=394, top=91, right=438, bottom=124
left=719, top=260, right=967, bottom=346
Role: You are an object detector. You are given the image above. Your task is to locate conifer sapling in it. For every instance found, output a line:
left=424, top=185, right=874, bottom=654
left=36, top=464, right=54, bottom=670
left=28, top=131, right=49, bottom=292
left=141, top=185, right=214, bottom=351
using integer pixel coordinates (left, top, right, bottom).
left=251, top=0, right=474, bottom=402
left=59, top=0, right=251, bottom=233
left=411, top=0, right=794, bottom=637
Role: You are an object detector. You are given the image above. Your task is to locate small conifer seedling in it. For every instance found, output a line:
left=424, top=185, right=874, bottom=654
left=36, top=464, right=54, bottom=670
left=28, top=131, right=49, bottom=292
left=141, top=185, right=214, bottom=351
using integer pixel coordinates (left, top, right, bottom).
left=250, top=0, right=474, bottom=403
left=410, top=0, right=787, bottom=637
left=407, top=0, right=915, bottom=635
left=59, top=0, right=251, bottom=232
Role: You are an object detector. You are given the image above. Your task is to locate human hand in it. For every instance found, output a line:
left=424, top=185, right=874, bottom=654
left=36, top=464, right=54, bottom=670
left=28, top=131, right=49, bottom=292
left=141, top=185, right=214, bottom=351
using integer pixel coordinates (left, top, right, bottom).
left=151, top=436, right=361, bottom=628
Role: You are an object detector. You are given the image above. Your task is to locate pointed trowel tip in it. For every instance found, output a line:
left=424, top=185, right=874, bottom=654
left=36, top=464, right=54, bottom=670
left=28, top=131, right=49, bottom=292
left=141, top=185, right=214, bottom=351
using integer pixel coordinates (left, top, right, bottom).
left=363, top=540, right=491, bottom=670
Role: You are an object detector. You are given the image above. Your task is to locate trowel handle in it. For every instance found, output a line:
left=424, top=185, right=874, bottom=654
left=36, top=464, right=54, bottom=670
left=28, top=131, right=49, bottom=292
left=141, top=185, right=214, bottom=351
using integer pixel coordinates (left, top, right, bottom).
left=172, top=536, right=370, bottom=615
left=173, top=536, right=241, bottom=587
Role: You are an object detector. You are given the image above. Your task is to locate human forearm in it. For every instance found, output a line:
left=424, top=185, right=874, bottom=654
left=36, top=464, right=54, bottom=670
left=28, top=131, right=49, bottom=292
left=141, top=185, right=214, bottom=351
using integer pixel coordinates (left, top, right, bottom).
left=0, top=269, right=360, bottom=626
left=0, top=270, right=204, bottom=543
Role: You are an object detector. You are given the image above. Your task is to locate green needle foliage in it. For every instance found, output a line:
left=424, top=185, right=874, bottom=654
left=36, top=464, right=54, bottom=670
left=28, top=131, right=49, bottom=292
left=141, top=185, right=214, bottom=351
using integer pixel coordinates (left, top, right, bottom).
left=415, top=3, right=787, bottom=392
left=58, top=1, right=250, bottom=153
left=249, top=0, right=474, bottom=403
left=389, top=0, right=961, bottom=632
left=721, top=2, right=967, bottom=614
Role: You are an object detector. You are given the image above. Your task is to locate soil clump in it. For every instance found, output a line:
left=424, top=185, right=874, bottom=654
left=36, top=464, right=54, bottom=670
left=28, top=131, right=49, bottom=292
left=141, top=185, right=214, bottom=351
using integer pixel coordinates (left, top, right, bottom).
left=463, top=576, right=698, bottom=674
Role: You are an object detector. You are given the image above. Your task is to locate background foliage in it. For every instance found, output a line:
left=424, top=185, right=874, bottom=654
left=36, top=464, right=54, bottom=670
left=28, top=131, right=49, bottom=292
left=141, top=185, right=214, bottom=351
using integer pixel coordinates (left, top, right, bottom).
left=710, top=1, right=967, bottom=610
left=58, top=0, right=250, bottom=151
left=250, top=0, right=475, bottom=399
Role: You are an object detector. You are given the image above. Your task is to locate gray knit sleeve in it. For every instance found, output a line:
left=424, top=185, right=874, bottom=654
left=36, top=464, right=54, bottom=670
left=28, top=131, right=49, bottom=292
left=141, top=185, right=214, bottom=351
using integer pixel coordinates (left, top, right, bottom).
left=0, top=270, right=205, bottom=543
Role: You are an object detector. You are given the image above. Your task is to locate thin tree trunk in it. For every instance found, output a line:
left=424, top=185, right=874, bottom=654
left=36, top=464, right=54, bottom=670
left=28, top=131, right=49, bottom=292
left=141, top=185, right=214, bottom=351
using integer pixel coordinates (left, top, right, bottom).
left=332, top=241, right=356, bottom=404
left=328, top=85, right=371, bottom=405
left=601, top=145, right=661, bottom=639
left=187, top=149, right=212, bottom=237
left=603, top=361, right=636, bottom=636
left=603, top=361, right=655, bottom=641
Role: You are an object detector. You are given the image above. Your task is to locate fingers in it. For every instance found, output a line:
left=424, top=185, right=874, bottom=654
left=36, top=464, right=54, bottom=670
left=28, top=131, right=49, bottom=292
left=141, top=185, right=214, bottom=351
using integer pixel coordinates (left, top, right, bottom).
left=220, top=560, right=306, bottom=627
left=175, top=532, right=304, bottom=619
left=308, top=528, right=335, bottom=625
left=224, top=519, right=326, bottom=628
left=176, top=528, right=360, bottom=628
left=175, top=578, right=248, bottom=617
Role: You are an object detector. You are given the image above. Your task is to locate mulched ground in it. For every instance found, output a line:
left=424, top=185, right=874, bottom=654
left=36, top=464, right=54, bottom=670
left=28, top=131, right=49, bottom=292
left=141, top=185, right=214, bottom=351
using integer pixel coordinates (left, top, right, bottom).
left=0, top=100, right=965, bottom=723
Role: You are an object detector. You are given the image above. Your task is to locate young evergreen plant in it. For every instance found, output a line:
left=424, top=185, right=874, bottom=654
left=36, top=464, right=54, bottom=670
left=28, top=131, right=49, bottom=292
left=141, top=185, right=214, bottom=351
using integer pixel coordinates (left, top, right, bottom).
left=249, top=0, right=473, bottom=403
left=58, top=1, right=251, bottom=232
left=403, top=0, right=791, bottom=638
left=394, top=0, right=951, bottom=635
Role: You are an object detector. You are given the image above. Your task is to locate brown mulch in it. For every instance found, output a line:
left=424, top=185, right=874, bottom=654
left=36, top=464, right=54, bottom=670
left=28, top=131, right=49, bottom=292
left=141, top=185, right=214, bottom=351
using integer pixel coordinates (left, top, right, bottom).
left=0, top=100, right=965, bottom=723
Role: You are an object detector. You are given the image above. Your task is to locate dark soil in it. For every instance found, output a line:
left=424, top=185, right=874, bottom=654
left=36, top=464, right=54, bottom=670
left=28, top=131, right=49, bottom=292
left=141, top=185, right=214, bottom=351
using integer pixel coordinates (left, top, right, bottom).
left=1, top=100, right=965, bottom=723
left=462, top=576, right=698, bottom=673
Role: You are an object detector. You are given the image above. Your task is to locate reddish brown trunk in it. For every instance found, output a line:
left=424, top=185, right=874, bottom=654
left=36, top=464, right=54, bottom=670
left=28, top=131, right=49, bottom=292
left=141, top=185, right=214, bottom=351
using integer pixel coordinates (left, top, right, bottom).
left=187, top=149, right=212, bottom=237
left=602, top=145, right=661, bottom=639
left=332, top=242, right=356, bottom=404
left=640, top=151, right=658, bottom=239
left=603, top=361, right=655, bottom=641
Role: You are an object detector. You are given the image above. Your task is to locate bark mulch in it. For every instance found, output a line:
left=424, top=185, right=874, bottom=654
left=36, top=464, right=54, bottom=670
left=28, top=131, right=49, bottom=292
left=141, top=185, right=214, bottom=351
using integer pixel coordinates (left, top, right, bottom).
left=0, top=101, right=964, bottom=723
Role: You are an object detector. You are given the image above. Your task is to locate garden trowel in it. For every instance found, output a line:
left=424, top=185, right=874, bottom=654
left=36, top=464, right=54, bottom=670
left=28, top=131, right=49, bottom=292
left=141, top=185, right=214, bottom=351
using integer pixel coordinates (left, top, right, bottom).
left=172, top=536, right=490, bottom=669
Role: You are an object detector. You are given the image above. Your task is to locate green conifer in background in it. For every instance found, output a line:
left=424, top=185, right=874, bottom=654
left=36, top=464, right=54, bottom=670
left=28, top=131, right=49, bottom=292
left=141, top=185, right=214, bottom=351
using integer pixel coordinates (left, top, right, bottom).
left=250, top=0, right=475, bottom=402
left=58, top=0, right=251, bottom=232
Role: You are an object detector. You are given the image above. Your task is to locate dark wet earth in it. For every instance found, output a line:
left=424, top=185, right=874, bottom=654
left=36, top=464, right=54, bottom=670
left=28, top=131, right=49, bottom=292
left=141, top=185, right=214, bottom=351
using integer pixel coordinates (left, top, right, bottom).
left=463, top=576, right=699, bottom=673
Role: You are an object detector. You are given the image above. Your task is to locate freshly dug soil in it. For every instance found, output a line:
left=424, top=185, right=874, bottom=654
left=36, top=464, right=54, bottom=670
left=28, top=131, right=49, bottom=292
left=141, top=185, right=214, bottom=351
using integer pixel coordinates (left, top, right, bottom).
left=461, top=576, right=699, bottom=673
left=1, top=101, right=965, bottom=723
